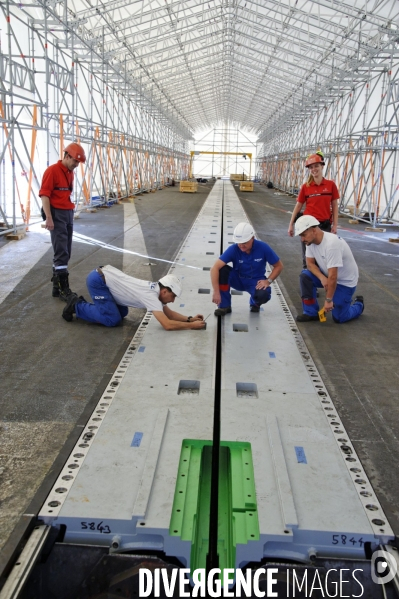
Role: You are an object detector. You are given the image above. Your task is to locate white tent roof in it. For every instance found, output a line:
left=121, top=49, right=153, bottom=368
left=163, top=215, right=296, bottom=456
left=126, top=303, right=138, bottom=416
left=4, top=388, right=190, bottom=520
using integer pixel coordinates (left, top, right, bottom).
left=54, top=0, right=399, bottom=138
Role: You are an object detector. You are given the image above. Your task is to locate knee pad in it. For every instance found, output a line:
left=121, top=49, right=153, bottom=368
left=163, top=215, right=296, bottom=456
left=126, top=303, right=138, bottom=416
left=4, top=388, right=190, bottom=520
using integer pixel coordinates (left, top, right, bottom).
left=219, top=264, right=233, bottom=285
left=254, top=287, right=271, bottom=305
left=299, top=271, right=314, bottom=298
left=117, top=305, right=129, bottom=319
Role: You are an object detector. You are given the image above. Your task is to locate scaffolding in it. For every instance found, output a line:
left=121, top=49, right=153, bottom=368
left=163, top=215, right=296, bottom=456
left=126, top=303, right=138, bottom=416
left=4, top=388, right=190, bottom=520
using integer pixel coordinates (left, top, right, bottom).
left=0, top=0, right=191, bottom=234
left=191, top=128, right=257, bottom=179
left=189, top=150, right=253, bottom=179
left=257, top=30, right=399, bottom=225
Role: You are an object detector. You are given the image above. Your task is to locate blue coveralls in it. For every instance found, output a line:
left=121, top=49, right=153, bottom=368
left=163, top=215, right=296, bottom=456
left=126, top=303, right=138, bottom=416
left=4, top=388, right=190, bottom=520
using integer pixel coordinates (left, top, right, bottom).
left=75, top=270, right=129, bottom=327
left=217, top=240, right=280, bottom=309
left=300, top=270, right=363, bottom=323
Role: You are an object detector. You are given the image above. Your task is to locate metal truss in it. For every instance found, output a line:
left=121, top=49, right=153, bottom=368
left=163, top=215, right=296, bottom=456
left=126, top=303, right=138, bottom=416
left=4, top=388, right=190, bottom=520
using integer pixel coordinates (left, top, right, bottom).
left=1, top=0, right=398, bottom=229
left=255, top=3, right=399, bottom=225
left=257, top=50, right=399, bottom=224
left=191, top=127, right=257, bottom=178
left=0, top=0, right=191, bottom=233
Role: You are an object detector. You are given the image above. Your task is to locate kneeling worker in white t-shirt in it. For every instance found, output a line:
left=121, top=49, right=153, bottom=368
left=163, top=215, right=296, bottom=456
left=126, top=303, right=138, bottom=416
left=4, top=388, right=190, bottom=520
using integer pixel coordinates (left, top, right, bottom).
left=295, top=215, right=364, bottom=324
left=62, top=265, right=206, bottom=330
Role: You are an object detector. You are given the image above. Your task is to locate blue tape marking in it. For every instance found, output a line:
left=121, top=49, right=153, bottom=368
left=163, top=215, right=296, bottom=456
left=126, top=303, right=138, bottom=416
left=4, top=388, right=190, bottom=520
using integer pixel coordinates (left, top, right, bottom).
left=269, top=352, right=276, bottom=358
left=131, top=432, right=143, bottom=447
left=181, top=258, right=185, bottom=261
left=138, top=346, right=145, bottom=353
left=295, top=446, right=307, bottom=464
left=180, top=304, right=185, bottom=307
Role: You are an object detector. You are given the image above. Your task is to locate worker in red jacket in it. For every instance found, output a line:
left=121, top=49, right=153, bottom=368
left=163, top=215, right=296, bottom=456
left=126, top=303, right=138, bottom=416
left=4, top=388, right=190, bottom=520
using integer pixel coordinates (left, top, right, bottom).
left=288, top=152, right=339, bottom=268
left=39, top=143, right=86, bottom=301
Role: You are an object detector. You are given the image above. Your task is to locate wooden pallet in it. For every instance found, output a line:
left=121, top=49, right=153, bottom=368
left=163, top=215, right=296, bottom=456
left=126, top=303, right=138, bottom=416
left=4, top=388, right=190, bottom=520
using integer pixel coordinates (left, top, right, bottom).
left=179, top=181, right=198, bottom=193
left=5, top=230, right=26, bottom=240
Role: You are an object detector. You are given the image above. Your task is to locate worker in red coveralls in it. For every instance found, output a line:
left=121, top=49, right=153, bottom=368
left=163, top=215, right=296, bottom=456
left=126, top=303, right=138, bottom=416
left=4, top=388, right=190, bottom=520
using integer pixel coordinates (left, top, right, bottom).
left=288, top=151, right=339, bottom=268
left=39, top=143, right=86, bottom=301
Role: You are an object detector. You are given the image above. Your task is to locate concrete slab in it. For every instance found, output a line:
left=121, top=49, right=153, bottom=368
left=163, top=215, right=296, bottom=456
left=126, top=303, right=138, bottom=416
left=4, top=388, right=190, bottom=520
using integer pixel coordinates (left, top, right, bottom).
left=37, top=182, right=393, bottom=572
left=0, top=184, right=209, bottom=556
left=236, top=183, right=399, bottom=535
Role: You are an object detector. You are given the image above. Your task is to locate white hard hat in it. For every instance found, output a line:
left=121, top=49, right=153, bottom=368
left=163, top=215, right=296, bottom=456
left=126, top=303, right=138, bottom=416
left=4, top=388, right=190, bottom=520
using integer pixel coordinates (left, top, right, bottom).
left=159, top=274, right=182, bottom=297
left=233, top=222, right=255, bottom=243
left=295, top=215, right=320, bottom=236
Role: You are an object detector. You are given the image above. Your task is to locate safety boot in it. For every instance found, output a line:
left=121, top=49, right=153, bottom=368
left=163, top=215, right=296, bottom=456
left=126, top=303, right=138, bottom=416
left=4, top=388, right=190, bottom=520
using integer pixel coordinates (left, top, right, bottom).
left=214, top=306, right=232, bottom=316
left=62, top=294, right=86, bottom=322
left=51, top=270, right=60, bottom=297
left=354, top=295, right=365, bottom=313
left=296, top=314, right=319, bottom=322
left=57, top=270, right=74, bottom=302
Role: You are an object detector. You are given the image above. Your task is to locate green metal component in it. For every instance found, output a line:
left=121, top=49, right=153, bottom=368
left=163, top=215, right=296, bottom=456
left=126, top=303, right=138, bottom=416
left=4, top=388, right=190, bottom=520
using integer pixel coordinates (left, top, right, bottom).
left=169, top=440, right=260, bottom=576
left=191, top=443, right=213, bottom=571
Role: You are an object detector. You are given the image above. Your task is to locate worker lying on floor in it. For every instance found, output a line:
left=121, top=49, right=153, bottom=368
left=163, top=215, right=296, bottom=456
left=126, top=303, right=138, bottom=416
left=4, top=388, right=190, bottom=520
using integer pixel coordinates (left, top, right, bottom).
left=295, top=215, right=364, bottom=323
left=210, top=222, right=284, bottom=315
left=62, top=266, right=206, bottom=330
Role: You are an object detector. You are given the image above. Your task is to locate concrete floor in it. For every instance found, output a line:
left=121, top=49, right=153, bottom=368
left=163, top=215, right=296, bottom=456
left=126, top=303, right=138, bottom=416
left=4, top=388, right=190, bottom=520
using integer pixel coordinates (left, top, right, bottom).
left=1, top=181, right=398, bottom=574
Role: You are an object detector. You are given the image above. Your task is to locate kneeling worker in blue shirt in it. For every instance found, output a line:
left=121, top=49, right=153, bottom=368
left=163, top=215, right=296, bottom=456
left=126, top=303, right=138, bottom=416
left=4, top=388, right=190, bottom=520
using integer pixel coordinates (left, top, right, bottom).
left=210, top=222, right=284, bottom=315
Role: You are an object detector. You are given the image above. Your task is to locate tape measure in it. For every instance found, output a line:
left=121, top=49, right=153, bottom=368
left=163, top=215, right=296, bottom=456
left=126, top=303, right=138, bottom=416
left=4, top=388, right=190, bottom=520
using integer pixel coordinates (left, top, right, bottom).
left=318, top=308, right=327, bottom=322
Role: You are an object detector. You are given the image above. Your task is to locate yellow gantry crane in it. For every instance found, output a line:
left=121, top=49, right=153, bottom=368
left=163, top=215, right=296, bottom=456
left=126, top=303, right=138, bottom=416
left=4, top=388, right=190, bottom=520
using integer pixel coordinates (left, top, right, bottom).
left=189, top=151, right=252, bottom=179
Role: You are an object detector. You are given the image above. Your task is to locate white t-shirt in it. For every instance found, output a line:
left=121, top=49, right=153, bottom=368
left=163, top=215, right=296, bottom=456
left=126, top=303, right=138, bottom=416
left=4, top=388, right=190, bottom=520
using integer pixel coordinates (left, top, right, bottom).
left=102, top=265, right=164, bottom=311
left=305, top=232, right=359, bottom=287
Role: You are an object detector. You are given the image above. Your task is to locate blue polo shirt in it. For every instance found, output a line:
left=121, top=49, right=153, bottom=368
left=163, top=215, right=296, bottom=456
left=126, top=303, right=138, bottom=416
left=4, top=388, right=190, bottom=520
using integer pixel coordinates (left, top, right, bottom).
left=219, top=239, right=279, bottom=280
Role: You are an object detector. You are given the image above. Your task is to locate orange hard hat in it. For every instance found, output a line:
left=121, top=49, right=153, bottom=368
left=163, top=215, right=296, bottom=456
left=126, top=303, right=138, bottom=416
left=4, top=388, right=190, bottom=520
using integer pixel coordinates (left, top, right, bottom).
left=64, top=142, right=86, bottom=163
left=305, top=153, right=325, bottom=168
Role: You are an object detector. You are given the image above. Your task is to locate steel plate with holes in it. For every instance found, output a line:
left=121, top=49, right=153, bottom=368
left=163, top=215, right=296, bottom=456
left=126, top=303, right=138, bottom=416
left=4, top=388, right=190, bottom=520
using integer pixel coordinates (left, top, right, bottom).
left=39, top=181, right=393, bottom=571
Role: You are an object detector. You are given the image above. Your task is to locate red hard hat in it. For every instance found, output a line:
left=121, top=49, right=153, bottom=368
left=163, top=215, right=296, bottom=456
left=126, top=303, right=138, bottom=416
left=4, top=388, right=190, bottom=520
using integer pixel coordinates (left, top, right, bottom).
left=64, top=143, right=86, bottom=163
left=305, top=153, right=325, bottom=168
